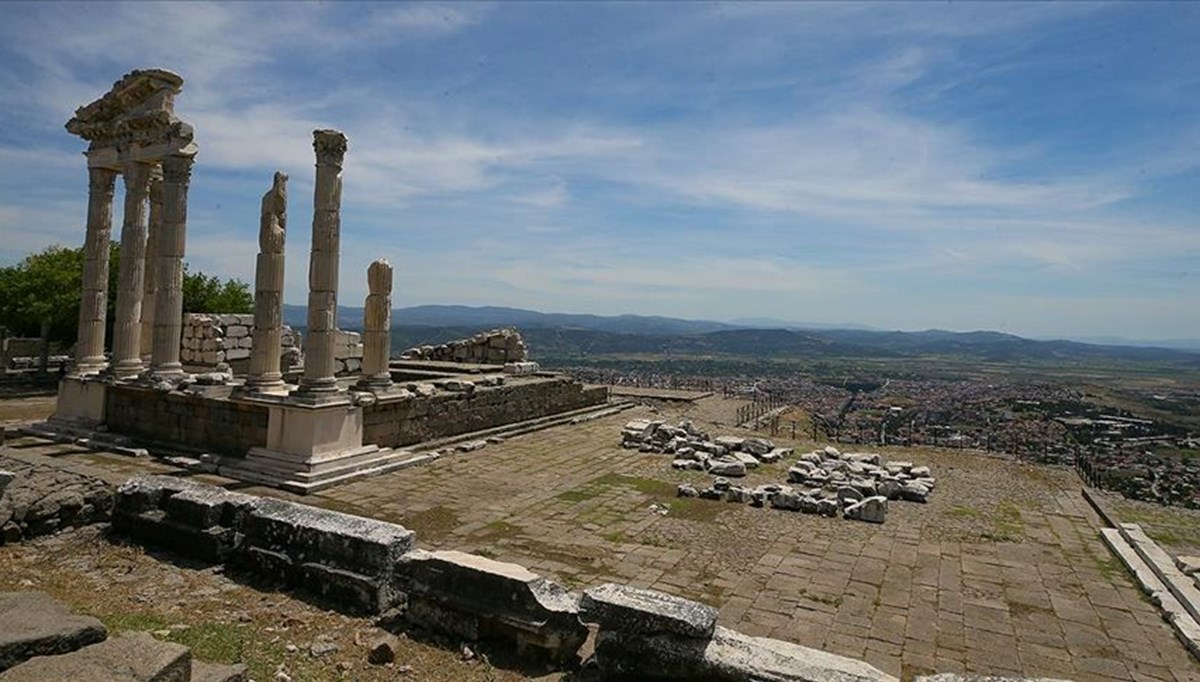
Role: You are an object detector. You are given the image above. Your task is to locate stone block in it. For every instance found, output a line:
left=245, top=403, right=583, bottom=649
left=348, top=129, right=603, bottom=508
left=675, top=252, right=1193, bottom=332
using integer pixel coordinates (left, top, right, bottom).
left=191, top=660, right=250, bottom=682
left=1, top=631, right=190, bottom=681
left=0, top=592, right=107, bottom=672
left=236, top=497, right=413, bottom=613
left=396, top=550, right=587, bottom=663
left=580, top=583, right=717, bottom=639
left=225, top=348, right=250, bottom=361
left=226, top=325, right=249, bottom=339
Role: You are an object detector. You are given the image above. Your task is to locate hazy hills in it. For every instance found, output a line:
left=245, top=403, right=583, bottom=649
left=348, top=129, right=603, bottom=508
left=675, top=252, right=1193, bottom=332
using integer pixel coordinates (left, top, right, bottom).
left=281, top=304, right=1200, bottom=364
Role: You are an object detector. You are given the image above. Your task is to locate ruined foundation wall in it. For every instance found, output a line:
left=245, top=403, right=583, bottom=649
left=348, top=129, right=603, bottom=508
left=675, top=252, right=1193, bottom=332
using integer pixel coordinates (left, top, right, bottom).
left=110, top=475, right=900, bottom=680
left=104, top=384, right=269, bottom=457
left=364, top=377, right=607, bottom=448
left=401, top=328, right=528, bottom=364
left=181, top=313, right=301, bottom=374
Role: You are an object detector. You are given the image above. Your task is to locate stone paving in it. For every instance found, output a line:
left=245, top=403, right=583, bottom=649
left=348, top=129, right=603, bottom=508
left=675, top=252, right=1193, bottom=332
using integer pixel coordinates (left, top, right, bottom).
left=5, top=397, right=1200, bottom=681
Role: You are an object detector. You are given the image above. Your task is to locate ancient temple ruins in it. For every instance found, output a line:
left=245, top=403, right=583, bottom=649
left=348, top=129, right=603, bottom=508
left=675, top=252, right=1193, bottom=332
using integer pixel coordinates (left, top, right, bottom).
left=40, top=69, right=609, bottom=493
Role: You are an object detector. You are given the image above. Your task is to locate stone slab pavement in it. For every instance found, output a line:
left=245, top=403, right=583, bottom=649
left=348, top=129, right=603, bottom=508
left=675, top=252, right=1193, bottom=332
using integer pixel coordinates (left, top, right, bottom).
left=5, top=397, right=1200, bottom=681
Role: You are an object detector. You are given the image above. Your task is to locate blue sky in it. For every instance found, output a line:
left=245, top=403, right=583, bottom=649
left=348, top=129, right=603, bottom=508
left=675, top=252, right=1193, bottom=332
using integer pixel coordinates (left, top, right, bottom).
left=1, top=2, right=1197, bottom=339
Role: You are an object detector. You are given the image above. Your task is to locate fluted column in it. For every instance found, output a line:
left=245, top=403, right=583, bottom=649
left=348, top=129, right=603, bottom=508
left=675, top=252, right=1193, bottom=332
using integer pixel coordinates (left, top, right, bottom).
left=74, top=166, right=118, bottom=374
left=110, top=161, right=153, bottom=378
left=358, top=259, right=393, bottom=391
left=295, top=129, right=347, bottom=400
left=246, top=172, right=288, bottom=391
left=148, top=154, right=194, bottom=378
left=139, top=166, right=163, bottom=366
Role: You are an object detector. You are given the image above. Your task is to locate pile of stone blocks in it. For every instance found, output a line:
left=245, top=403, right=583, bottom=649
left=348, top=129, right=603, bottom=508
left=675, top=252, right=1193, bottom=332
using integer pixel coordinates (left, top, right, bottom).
left=401, top=328, right=528, bottom=364
left=0, top=455, right=114, bottom=544
left=112, top=476, right=257, bottom=563
left=180, top=313, right=301, bottom=373
left=673, top=444, right=934, bottom=525
left=620, top=419, right=792, bottom=476
left=0, top=592, right=246, bottom=681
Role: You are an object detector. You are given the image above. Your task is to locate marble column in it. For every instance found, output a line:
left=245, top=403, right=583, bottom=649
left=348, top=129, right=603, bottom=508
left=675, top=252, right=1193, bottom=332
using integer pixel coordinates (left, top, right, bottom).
left=74, top=166, right=118, bottom=374
left=148, top=154, right=194, bottom=378
left=110, top=161, right=153, bottom=379
left=246, top=172, right=289, bottom=391
left=358, top=259, right=393, bottom=391
left=295, top=130, right=347, bottom=400
left=139, top=166, right=163, bottom=367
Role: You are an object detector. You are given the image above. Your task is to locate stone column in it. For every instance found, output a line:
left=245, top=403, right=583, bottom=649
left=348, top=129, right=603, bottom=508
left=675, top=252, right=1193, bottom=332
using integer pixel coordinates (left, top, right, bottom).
left=148, top=154, right=194, bottom=378
left=246, top=172, right=288, bottom=391
left=358, top=259, right=393, bottom=391
left=294, top=130, right=347, bottom=400
left=110, top=161, right=153, bottom=378
left=139, top=166, right=164, bottom=367
left=74, top=166, right=118, bottom=374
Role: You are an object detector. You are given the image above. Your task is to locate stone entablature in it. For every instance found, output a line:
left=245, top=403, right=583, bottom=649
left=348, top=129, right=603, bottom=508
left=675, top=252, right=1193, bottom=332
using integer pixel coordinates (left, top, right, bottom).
left=66, top=69, right=196, bottom=170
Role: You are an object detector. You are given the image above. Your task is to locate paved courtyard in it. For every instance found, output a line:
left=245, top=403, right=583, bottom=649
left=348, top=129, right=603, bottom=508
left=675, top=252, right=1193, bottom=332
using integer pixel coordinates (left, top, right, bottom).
left=6, top=395, right=1200, bottom=681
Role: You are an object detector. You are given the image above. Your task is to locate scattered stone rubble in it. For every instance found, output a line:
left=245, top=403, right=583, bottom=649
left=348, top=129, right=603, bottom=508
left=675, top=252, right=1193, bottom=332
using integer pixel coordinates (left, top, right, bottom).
left=402, top=328, right=528, bottom=365
left=0, top=592, right=246, bottom=681
left=620, top=419, right=791, bottom=477
left=0, top=455, right=113, bottom=544
left=621, top=422, right=935, bottom=525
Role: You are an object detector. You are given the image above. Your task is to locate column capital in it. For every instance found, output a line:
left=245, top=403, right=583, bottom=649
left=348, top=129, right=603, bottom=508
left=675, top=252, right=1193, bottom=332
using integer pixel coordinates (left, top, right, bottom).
left=87, top=167, right=117, bottom=195
left=161, top=154, right=194, bottom=185
left=313, top=129, right=347, bottom=168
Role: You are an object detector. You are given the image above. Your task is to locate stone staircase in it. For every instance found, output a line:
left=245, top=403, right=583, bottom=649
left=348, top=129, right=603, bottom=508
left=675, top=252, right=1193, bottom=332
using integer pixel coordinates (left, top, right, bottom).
left=1088, top=490, right=1200, bottom=661
left=0, top=592, right=245, bottom=681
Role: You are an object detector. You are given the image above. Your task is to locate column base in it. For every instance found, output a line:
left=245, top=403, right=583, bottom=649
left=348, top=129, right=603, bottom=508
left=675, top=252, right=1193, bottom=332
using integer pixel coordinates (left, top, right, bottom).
left=219, top=397, right=407, bottom=494
left=356, top=374, right=396, bottom=394
left=49, top=374, right=109, bottom=426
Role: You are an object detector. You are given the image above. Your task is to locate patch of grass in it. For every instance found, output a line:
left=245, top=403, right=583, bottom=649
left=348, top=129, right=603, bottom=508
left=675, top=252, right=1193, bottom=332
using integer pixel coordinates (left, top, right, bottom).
left=666, top=497, right=726, bottom=523
left=992, top=501, right=1025, bottom=540
left=399, top=505, right=460, bottom=541
left=593, top=473, right=678, bottom=497
left=556, top=488, right=596, bottom=503
left=601, top=530, right=627, bottom=544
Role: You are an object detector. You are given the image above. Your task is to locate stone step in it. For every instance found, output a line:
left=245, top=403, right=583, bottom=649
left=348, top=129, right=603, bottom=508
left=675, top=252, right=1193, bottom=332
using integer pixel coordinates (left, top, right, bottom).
left=1100, top=528, right=1200, bottom=660
left=1117, top=522, right=1200, bottom=628
left=0, top=592, right=107, bottom=672
left=190, top=660, right=248, bottom=682
left=0, top=631, right=191, bottom=681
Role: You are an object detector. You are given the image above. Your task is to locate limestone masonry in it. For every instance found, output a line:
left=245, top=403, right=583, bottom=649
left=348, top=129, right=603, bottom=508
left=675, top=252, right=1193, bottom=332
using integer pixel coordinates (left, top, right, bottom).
left=402, top=328, right=529, bottom=364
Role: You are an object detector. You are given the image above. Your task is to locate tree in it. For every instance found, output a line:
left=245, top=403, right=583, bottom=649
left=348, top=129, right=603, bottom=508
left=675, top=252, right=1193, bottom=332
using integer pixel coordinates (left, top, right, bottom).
left=0, top=242, right=252, bottom=355
left=181, top=265, right=253, bottom=314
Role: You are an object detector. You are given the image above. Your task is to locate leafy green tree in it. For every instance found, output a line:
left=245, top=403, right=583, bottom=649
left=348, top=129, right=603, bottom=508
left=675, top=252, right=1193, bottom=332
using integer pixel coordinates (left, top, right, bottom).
left=0, top=243, right=253, bottom=359
left=181, top=265, right=253, bottom=314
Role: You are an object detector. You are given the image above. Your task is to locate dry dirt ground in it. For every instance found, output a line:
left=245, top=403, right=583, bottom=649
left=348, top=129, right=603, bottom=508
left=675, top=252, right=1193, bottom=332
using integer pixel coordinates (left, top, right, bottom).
left=3, top=394, right=1200, bottom=681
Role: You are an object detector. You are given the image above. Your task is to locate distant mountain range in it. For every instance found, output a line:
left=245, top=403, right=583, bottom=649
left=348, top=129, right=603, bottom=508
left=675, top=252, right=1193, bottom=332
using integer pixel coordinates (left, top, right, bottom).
left=280, top=304, right=1200, bottom=363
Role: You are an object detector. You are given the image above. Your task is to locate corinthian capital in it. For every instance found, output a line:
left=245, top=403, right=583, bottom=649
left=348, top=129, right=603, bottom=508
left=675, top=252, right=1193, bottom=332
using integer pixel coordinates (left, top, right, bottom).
left=313, top=129, right=348, bottom=167
left=162, top=154, right=194, bottom=185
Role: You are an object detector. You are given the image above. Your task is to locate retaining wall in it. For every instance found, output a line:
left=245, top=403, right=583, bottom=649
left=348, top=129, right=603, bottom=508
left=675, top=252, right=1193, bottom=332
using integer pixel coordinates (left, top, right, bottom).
left=104, top=384, right=270, bottom=457
left=363, top=376, right=607, bottom=448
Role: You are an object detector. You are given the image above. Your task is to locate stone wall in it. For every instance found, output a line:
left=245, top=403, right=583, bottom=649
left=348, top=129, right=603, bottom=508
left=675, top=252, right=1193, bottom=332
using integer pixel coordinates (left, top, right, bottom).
left=401, top=328, right=528, bottom=364
left=110, top=475, right=900, bottom=680
left=363, top=376, right=607, bottom=448
left=180, top=313, right=301, bottom=374
left=333, top=329, right=363, bottom=376
left=0, top=455, right=113, bottom=544
left=104, top=384, right=269, bottom=457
